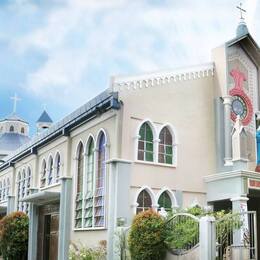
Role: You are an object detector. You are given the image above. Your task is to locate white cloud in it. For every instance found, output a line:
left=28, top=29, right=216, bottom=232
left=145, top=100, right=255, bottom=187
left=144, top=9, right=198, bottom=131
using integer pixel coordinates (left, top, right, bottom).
left=10, top=0, right=260, bottom=109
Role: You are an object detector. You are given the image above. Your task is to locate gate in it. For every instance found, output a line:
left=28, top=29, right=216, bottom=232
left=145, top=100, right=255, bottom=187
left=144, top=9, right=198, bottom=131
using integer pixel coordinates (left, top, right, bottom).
left=215, top=211, right=257, bottom=260
left=165, top=213, right=200, bottom=254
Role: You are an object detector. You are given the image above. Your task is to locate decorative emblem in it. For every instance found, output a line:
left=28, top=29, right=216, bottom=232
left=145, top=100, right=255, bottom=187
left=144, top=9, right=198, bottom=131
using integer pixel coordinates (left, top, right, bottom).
left=229, top=69, right=253, bottom=125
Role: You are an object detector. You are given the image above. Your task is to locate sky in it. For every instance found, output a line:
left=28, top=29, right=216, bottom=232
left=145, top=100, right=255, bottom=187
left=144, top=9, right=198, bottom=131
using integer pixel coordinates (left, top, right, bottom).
left=0, top=0, right=259, bottom=135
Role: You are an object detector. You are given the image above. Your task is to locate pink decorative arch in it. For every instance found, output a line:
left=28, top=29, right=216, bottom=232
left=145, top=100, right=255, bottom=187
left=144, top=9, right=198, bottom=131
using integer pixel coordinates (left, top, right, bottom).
left=229, top=69, right=253, bottom=126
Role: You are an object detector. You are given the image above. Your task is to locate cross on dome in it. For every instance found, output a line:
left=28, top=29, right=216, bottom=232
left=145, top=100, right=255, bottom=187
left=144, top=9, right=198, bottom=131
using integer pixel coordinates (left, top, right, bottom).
left=10, top=93, right=21, bottom=114
left=236, top=2, right=246, bottom=20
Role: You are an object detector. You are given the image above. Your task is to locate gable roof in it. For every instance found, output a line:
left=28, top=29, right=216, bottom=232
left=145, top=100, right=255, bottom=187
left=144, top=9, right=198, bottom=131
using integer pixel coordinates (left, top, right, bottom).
left=226, top=33, right=260, bottom=67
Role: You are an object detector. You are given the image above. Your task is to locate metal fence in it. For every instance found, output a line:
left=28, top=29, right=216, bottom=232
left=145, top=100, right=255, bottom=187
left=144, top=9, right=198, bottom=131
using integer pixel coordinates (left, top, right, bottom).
left=215, top=211, right=257, bottom=260
left=165, top=213, right=200, bottom=254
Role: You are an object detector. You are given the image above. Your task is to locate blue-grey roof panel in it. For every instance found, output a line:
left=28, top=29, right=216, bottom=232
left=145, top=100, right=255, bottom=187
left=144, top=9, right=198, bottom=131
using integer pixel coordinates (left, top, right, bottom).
left=37, top=110, right=53, bottom=123
left=0, top=89, right=118, bottom=166
left=0, top=133, right=31, bottom=152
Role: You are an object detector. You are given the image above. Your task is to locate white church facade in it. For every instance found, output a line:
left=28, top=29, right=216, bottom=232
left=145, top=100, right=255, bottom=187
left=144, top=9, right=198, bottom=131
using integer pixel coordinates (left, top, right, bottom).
left=0, top=19, right=260, bottom=260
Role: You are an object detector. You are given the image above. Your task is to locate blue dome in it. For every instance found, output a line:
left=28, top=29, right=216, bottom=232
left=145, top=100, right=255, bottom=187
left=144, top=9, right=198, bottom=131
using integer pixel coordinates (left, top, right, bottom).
left=0, top=133, right=30, bottom=152
left=236, top=20, right=249, bottom=37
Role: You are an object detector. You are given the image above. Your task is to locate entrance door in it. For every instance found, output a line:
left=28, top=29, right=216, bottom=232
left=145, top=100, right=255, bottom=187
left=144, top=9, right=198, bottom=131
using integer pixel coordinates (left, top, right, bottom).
left=37, top=204, right=60, bottom=260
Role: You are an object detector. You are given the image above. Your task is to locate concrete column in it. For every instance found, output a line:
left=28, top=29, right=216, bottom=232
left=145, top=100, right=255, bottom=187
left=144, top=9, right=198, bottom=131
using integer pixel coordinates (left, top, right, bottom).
left=58, top=177, right=72, bottom=260
left=28, top=203, right=38, bottom=260
left=223, top=96, right=233, bottom=166
left=7, top=195, right=15, bottom=214
left=106, top=159, right=131, bottom=260
left=199, top=215, right=216, bottom=260
left=230, top=196, right=249, bottom=246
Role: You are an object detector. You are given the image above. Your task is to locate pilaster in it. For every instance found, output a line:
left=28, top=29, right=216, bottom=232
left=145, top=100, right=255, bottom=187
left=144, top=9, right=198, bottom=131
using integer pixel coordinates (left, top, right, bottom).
left=28, top=203, right=38, bottom=260
left=106, top=159, right=132, bottom=260
left=230, top=196, right=249, bottom=246
left=58, top=177, right=72, bottom=260
left=7, top=195, right=15, bottom=214
left=223, top=96, right=233, bottom=166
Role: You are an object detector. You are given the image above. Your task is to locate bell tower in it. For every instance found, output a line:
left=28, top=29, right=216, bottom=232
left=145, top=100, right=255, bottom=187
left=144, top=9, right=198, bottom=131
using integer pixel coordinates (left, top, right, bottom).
left=212, top=3, right=260, bottom=171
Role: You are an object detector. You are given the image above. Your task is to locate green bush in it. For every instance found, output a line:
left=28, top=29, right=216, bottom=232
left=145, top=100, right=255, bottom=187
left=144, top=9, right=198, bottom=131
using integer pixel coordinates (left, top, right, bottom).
left=0, top=211, right=29, bottom=260
left=69, top=241, right=106, bottom=260
left=128, top=209, right=167, bottom=260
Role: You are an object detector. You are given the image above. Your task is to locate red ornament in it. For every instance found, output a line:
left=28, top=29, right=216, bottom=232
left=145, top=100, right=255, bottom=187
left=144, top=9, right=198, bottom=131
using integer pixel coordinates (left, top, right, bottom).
left=229, top=69, right=253, bottom=126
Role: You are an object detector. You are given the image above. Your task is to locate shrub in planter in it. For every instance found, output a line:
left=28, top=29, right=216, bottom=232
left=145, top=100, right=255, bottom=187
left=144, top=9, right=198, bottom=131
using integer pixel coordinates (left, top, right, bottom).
left=128, top=209, right=167, bottom=260
left=0, top=211, right=29, bottom=260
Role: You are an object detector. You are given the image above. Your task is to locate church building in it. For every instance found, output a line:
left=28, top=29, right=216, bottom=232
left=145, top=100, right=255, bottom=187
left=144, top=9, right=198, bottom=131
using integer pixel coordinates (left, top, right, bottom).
left=0, top=16, right=260, bottom=260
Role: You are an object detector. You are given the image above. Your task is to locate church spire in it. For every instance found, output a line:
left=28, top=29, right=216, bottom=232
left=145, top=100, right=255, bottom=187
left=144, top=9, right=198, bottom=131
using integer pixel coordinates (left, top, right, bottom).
left=236, top=3, right=249, bottom=37
left=36, top=109, right=53, bottom=133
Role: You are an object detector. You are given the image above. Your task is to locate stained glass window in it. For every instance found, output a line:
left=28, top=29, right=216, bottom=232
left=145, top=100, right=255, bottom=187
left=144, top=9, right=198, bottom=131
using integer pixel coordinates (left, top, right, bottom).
left=138, top=123, right=154, bottom=162
left=55, top=153, right=61, bottom=183
left=84, top=138, right=94, bottom=228
left=158, top=127, right=173, bottom=164
left=6, top=178, right=10, bottom=199
left=75, top=142, right=84, bottom=228
left=136, top=190, right=152, bottom=214
left=3, top=179, right=6, bottom=201
left=48, top=156, right=54, bottom=185
left=94, top=133, right=106, bottom=227
left=0, top=181, right=2, bottom=201
left=17, top=168, right=31, bottom=214
left=158, top=192, right=172, bottom=212
left=40, top=160, right=47, bottom=188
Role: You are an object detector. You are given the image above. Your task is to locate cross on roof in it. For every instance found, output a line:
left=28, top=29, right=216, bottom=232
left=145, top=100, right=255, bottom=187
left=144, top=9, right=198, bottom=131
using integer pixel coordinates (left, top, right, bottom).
left=237, top=2, right=246, bottom=20
left=10, top=93, right=21, bottom=114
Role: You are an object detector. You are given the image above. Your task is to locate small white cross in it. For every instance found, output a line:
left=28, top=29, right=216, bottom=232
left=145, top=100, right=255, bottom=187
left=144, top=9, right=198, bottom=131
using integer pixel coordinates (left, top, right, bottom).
left=10, top=93, right=21, bottom=114
left=236, top=2, right=246, bottom=20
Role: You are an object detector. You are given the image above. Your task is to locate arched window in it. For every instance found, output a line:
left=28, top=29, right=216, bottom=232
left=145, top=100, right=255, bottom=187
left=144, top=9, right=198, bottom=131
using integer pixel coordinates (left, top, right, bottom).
left=21, top=127, right=25, bottom=134
left=40, top=160, right=47, bottom=188
left=21, top=170, right=26, bottom=211
left=85, top=138, right=95, bottom=228
left=158, top=127, right=173, bottom=164
left=136, top=190, right=152, bottom=214
left=158, top=191, right=172, bottom=212
left=48, top=156, right=54, bottom=185
left=3, top=179, right=6, bottom=200
left=9, top=125, right=14, bottom=132
left=55, top=153, right=61, bottom=183
left=6, top=178, right=10, bottom=198
left=75, top=142, right=84, bottom=228
left=138, top=122, right=154, bottom=162
left=17, top=172, right=21, bottom=210
left=17, top=169, right=30, bottom=213
left=0, top=181, right=2, bottom=201
left=94, top=132, right=106, bottom=227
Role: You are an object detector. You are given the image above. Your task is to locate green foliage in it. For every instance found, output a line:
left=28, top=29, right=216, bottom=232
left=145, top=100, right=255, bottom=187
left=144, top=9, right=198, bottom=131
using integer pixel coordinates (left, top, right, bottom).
left=69, top=241, right=106, bottom=260
left=0, top=211, right=29, bottom=260
left=165, top=206, right=242, bottom=252
left=128, top=209, right=167, bottom=260
left=165, top=215, right=199, bottom=251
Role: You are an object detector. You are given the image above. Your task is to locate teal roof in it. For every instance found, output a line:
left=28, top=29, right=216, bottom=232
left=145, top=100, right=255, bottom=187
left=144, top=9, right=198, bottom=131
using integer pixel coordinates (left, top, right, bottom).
left=37, top=110, right=53, bottom=123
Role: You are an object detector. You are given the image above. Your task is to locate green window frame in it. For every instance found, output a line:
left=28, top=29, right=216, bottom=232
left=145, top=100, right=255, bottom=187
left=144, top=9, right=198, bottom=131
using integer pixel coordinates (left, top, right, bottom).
left=138, top=122, right=154, bottom=162
left=158, top=127, right=173, bottom=164
left=75, top=142, right=84, bottom=228
left=158, top=191, right=172, bottom=212
left=84, top=138, right=95, bottom=228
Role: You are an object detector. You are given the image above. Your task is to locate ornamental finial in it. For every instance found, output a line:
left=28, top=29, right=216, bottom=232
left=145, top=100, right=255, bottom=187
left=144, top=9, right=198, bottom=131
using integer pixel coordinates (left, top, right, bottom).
left=236, top=2, right=246, bottom=20
left=10, top=93, right=21, bottom=114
